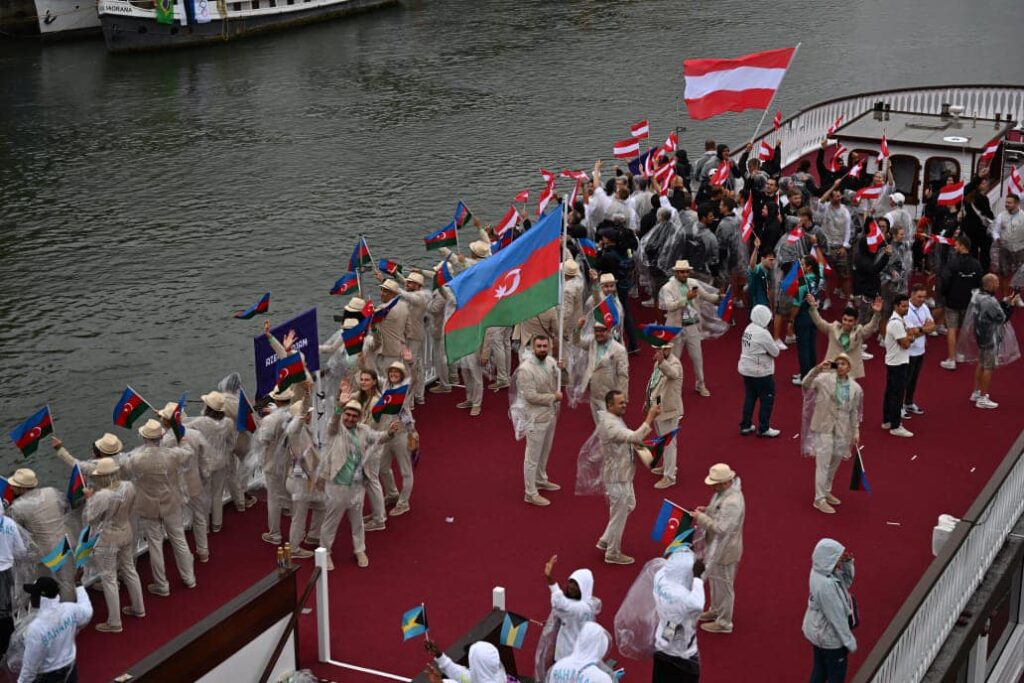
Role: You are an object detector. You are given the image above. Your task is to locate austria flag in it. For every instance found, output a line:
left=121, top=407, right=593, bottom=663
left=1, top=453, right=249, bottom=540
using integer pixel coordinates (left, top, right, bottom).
left=827, top=115, right=844, bottom=137
left=877, top=134, right=889, bottom=164
left=683, top=47, right=797, bottom=120
left=773, top=111, right=782, bottom=130
left=854, top=184, right=884, bottom=203
left=979, top=138, right=1000, bottom=166
left=1007, top=166, right=1023, bottom=198
left=937, top=180, right=965, bottom=206
left=740, top=195, right=754, bottom=243
left=758, top=140, right=774, bottom=162
left=630, top=119, right=650, bottom=139
left=848, top=160, right=865, bottom=179
left=661, top=131, right=678, bottom=156
left=513, top=190, right=529, bottom=203
left=495, top=206, right=519, bottom=236
left=864, top=219, right=884, bottom=253
left=613, top=138, right=641, bottom=159
left=709, top=161, right=731, bottom=186
left=828, top=145, right=847, bottom=173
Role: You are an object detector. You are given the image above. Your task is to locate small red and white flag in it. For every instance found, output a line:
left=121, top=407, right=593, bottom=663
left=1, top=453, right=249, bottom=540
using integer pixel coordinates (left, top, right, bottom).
left=654, top=164, right=676, bottom=196
left=537, top=181, right=556, bottom=216
left=631, top=119, right=650, bottom=139
left=559, top=170, right=588, bottom=179
left=513, top=189, right=529, bottom=203
left=877, top=134, right=889, bottom=164
left=495, top=206, right=519, bottom=236
left=661, top=131, right=678, bottom=156
left=613, top=138, right=641, bottom=159
left=937, top=180, right=965, bottom=206
left=923, top=233, right=957, bottom=255
left=848, top=159, right=865, bottom=179
left=568, top=177, right=582, bottom=207
left=710, top=161, right=731, bottom=186
left=644, top=150, right=660, bottom=177
left=864, top=219, right=884, bottom=253
left=828, top=145, right=848, bottom=173
left=979, top=138, right=1000, bottom=166
left=810, top=245, right=833, bottom=274
left=786, top=227, right=805, bottom=244
left=773, top=110, right=782, bottom=130
left=1008, top=166, right=1023, bottom=198
left=682, top=47, right=797, bottom=120
left=827, top=115, right=844, bottom=137
left=540, top=169, right=555, bottom=184
left=854, top=184, right=884, bottom=203
left=758, top=140, right=774, bottom=162
left=740, top=195, right=754, bottom=243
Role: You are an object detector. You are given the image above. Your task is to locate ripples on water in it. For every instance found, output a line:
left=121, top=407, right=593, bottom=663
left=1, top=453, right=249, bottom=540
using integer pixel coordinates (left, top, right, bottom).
left=0, top=0, right=1019, bottom=483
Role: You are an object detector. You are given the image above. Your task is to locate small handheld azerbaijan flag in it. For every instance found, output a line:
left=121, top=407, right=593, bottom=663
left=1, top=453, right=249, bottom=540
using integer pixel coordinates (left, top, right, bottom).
left=330, top=272, right=359, bottom=296
left=237, top=388, right=258, bottom=434
left=74, top=525, right=100, bottom=569
left=453, top=200, right=473, bottom=230
left=401, top=604, right=428, bottom=641
left=113, top=386, right=150, bottom=429
left=499, top=612, right=529, bottom=649
left=349, top=237, right=371, bottom=271
left=170, top=393, right=187, bottom=444
left=593, top=294, right=621, bottom=328
left=372, top=384, right=409, bottom=422
left=66, top=464, right=86, bottom=507
left=643, top=427, right=680, bottom=469
left=0, top=477, right=13, bottom=507
left=41, top=536, right=72, bottom=572
left=424, top=224, right=458, bottom=251
left=234, top=292, right=271, bottom=320
left=578, top=237, right=599, bottom=266
left=850, top=445, right=872, bottom=495
left=378, top=259, right=402, bottom=277
left=370, top=297, right=398, bottom=325
left=9, top=406, right=54, bottom=457
left=490, top=229, right=514, bottom=255
left=434, top=260, right=454, bottom=288
left=651, top=499, right=692, bottom=546
left=781, top=262, right=803, bottom=298
left=343, top=317, right=370, bottom=355
left=274, top=352, right=306, bottom=392
left=639, top=324, right=682, bottom=347
left=664, top=528, right=695, bottom=556
left=717, top=285, right=734, bottom=323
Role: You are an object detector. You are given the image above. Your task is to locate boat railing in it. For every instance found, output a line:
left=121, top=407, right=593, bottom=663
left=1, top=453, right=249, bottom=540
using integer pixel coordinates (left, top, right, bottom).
left=734, top=85, right=1024, bottom=170
left=852, top=430, right=1024, bottom=683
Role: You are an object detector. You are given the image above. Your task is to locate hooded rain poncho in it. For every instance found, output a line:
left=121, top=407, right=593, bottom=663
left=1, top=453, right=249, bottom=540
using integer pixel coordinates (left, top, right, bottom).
left=613, top=557, right=665, bottom=660
left=546, top=621, right=614, bottom=683
left=802, top=538, right=857, bottom=652
left=653, top=548, right=705, bottom=660
left=437, top=641, right=507, bottom=683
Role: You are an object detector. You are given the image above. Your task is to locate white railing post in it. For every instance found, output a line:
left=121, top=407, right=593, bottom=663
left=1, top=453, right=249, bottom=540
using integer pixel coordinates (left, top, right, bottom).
left=492, top=586, right=506, bottom=611
left=315, top=547, right=331, bottom=663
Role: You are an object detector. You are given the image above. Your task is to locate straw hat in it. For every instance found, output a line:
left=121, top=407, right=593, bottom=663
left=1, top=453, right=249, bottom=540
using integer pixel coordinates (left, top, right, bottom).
left=9, top=468, right=37, bottom=489
left=269, top=386, right=294, bottom=402
left=673, top=260, right=692, bottom=272
left=93, top=457, right=119, bottom=476
left=405, top=272, right=424, bottom=286
left=138, top=419, right=166, bottom=440
left=704, top=463, right=736, bottom=486
left=834, top=353, right=852, bottom=366
left=344, top=297, right=366, bottom=313
left=469, top=241, right=491, bottom=259
left=387, top=361, right=407, bottom=376
left=200, top=391, right=226, bottom=412
left=343, top=399, right=363, bottom=412
left=563, top=260, right=580, bottom=277
left=93, top=433, right=123, bottom=456
left=156, top=402, right=178, bottom=421
left=599, top=273, right=616, bottom=285
left=381, top=279, right=400, bottom=294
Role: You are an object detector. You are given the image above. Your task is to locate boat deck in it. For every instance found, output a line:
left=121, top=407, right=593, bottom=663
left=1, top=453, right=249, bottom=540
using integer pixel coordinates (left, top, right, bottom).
left=74, top=300, right=1024, bottom=682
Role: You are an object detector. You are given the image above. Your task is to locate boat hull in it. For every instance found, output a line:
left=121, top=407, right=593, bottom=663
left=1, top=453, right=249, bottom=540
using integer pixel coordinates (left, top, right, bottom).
left=0, top=0, right=100, bottom=39
left=99, top=0, right=396, bottom=52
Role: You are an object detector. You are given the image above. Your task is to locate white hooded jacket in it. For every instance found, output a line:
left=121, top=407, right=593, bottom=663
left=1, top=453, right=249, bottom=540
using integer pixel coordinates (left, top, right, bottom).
left=653, top=549, right=705, bottom=660
left=738, top=305, right=779, bottom=377
left=547, top=621, right=613, bottom=683
left=802, top=538, right=857, bottom=652
left=436, top=641, right=507, bottom=683
left=18, top=586, right=92, bottom=683
left=552, top=568, right=601, bottom=660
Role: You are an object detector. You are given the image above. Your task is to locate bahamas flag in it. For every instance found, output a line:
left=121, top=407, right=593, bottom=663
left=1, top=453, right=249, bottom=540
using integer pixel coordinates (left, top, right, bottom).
left=500, top=612, right=529, bottom=649
left=424, top=224, right=458, bottom=251
left=639, top=324, right=682, bottom=347
left=234, top=292, right=271, bottom=320
left=349, top=237, right=371, bottom=271
left=113, top=386, right=150, bottom=429
left=74, top=526, right=100, bottom=569
left=444, top=210, right=561, bottom=363
left=664, top=528, right=695, bottom=556
left=66, top=464, right=86, bottom=507
left=9, top=406, right=54, bottom=457
left=593, top=294, right=621, bottom=328
left=237, top=388, right=258, bottom=434
left=330, top=272, right=359, bottom=296
left=41, top=536, right=72, bottom=572
left=372, top=384, right=408, bottom=422
left=274, top=353, right=306, bottom=392
left=453, top=200, right=473, bottom=230
left=401, top=604, right=428, bottom=640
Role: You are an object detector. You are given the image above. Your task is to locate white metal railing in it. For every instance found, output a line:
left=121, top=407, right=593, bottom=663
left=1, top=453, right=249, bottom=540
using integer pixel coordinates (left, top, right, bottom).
left=738, top=85, right=1024, bottom=169
left=856, top=433, right=1024, bottom=682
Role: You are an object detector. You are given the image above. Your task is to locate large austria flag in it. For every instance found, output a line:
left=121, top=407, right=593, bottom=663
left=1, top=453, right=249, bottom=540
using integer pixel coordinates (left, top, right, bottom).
left=684, top=47, right=796, bottom=120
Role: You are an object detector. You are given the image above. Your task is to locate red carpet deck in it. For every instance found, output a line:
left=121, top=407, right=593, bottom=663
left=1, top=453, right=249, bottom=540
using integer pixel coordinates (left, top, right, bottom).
left=75, top=303, right=1024, bottom=683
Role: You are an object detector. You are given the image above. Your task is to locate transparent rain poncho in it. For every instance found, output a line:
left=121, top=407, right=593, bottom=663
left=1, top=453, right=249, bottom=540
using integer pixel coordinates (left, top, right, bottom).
left=185, top=414, right=236, bottom=473
left=574, top=428, right=605, bottom=497
left=695, top=279, right=730, bottom=340
left=534, top=588, right=602, bottom=683
left=7, top=488, right=67, bottom=611
left=613, top=557, right=665, bottom=660
left=956, top=290, right=1021, bottom=366
left=800, top=373, right=863, bottom=459
left=564, top=327, right=593, bottom=410
left=285, top=416, right=323, bottom=504
left=253, top=407, right=293, bottom=481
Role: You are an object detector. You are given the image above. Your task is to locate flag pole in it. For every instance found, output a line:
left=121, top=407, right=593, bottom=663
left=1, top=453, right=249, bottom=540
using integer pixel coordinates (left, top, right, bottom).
left=556, top=197, right=567, bottom=392
left=362, top=235, right=382, bottom=278
left=748, top=42, right=801, bottom=146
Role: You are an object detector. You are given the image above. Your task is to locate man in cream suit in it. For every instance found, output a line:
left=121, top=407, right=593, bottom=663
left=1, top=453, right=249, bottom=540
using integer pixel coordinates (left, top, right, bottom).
left=659, top=260, right=721, bottom=397
left=515, top=335, right=563, bottom=507
left=644, top=346, right=683, bottom=489
left=573, top=318, right=629, bottom=424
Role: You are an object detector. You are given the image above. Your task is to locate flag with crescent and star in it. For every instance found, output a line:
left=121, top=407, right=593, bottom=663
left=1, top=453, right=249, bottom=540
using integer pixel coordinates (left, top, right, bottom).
left=372, top=384, right=409, bottom=422
left=113, top=387, right=150, bottom=429
left=274, top=353, right=306, bottom=392
left=651, top=499, right=692, bottom=546
left=443, top=209, right=561, bottom=364
left=9, top=406, right=53, bottom=457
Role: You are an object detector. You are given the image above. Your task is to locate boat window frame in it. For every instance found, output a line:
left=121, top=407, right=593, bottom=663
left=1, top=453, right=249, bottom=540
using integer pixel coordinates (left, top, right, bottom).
left=924, top=156, right=961, bottom=191
left=889, top=154, right=921, bottom=205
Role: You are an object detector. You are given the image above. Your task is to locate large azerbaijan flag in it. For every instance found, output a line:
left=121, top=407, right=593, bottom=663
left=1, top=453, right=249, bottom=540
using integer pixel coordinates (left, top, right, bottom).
left=443, top=209, right=561, bottom=363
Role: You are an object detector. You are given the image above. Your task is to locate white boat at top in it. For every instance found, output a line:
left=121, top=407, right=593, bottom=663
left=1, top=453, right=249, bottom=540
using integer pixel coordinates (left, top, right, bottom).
left=0, top=0, right=100, bottom=38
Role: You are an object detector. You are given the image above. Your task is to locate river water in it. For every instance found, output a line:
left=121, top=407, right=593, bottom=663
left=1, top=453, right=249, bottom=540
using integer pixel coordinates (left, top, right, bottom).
left=0, top=0, right=1020, bottom=483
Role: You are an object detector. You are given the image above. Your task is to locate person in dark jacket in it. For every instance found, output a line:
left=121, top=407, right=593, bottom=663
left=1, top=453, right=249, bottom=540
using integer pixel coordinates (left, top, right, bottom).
left=963, top=170, right=994, bottom=272
left=939, top=236, right=983, bottom=371
left=852, top=237, right=891, bottom=326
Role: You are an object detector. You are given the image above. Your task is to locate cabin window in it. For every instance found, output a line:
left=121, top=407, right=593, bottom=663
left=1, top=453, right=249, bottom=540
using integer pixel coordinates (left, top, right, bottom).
left=268, top=0, right=275, bottom=7
left=925, top=156, right=960, bottom=190
left=890, top=155, right=920, bottom=204
left=251, top=0, right=259, bottom=8
left=233, top=2, right=240, bottom=9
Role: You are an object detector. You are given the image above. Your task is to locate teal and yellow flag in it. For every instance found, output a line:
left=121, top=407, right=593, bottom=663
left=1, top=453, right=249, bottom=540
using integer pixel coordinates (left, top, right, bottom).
left=499, top=612, right=528, bottom=649
left=401, top=604, right=428, bottom=641
left=41, top=536, right=71, bottom=572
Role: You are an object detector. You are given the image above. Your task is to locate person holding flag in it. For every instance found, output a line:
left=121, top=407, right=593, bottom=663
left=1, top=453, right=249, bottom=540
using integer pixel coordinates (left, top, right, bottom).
left=644, top=346, right=683, bottom=489
left=6, top=468, right=74, bottom=601
left=382, top=270, right=431, bottom=405
left=692, top=463, right=745, bottom=634
left=283, top=395, right=324, bottom=560
left=801, top=357, right=863, bottom=515
left=249, top=391, right=295, bottom=549
left=659, top=260, right=721, bottom=397
left=52, top=432, right=125, bottom=477
left=375, top=362, right=417, bottom=519
left=154, top=402, right=214, bottom=563
left=368, top=279, right=410, bottom=381
left=425, top=640, right=507, bottom=683
left=185, top=391, right=238, bottom=536
left=427, top=271, right=456, bottom=395
left=18, top=575, right=93, bottom=683
left=596, top=390, right=661, bottom=565
left=81, top=456, right=146, bottom=633
left=572, top=317, right=628, bottom=425
left=792, top=254, right=826, bottom=384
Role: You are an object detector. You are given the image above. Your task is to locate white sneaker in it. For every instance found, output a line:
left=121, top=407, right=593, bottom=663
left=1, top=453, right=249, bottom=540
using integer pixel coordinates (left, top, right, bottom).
left=901, top=409, right=911, bottom=420
left=969, top=390, right=981, bottom=402
left=861, top=350, right=874, bottom=360
left=641, top=298, right=655, bottom=308
left=821, top=298, right=832, bottom=311
left=889, top=426, right=914, bottom=438
left=775, top=339, right=788, bottom=350
left=940, top=359, right=956, bottom=371
left=955, top=353, right=966, bottom=362
left=976, top=395, right=999, bottom=409
left=758, top=427, right=781, bottom=438
left=785, top=334, right=797, bottom=344
left=791, top=374, right=802, bottom=385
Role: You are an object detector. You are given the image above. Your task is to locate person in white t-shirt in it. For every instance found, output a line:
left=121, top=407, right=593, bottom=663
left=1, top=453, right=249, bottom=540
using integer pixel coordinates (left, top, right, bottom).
left=903, top=284, right=936, bottom=416
left=883, top=294, right=923, bottom=438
